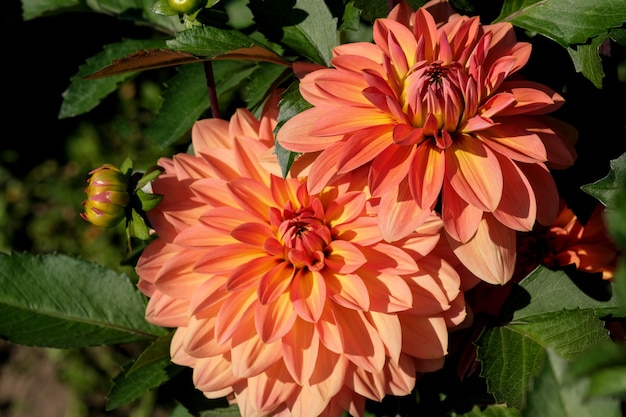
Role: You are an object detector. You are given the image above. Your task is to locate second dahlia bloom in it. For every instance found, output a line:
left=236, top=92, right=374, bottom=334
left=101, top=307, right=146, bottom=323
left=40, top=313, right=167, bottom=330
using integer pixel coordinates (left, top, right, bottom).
left=515, top=200, right=619, bottom=280
left=135, top=93, right=466, bottom=417
left=277, top=0, right=577, bottom=284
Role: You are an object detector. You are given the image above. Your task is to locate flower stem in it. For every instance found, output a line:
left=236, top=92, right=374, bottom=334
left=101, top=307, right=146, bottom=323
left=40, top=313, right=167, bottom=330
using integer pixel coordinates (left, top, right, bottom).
left=204, top=60, right=220, bottom=119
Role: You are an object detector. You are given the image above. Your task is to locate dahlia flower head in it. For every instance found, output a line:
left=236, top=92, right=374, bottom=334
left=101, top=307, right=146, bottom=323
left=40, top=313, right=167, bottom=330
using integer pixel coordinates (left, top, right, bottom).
left=135, top=90, right=467, bottom=417
left=516, top=200, right=619, bottom=281
left=277, top=0, right=578, bottom=285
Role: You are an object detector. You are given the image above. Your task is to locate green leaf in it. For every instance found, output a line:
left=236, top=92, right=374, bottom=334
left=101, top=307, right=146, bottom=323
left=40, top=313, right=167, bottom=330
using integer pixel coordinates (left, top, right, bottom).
left=351, top=0, right=425, bottom=22
left=495, top=0, right=626, bottom=47
left=340, top=2, right=362, bottom=32
left=128, top=209, right=152, bottom=240
left=243, top=62, right=291, bottom=113
left=511, top=267, right=619, bottom=320
left=136, top=189, right=163, bottom=211
left=476, top=266, right=616, bottom=409
left=581, top=153, right=626, bottom=209
left=106, top=333, right=182, bottom=410
left=567, top=33, right=610, bottom=88
left=455, top=405, right=521, bottom=417
left=0, top=252, right=167, bottom=348
left=274, top=81, right=311, bottom=177
left=21, top=0, right=81, bottom=20
left=199, top=404, right=242, bottom=417
left=166, top=25, right=273, bottom=58
left=523, top=349, right=621, bottom=417
left=144, top=60, right=259, bottom=148
left=248, top=0, right=338, bottom=66
left=59, top=39, right=166, bottom=119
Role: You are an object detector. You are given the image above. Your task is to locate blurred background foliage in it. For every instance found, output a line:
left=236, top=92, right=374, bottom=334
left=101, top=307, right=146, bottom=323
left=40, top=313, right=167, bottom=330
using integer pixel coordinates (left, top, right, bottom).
left=2, top=0, right=625, bottom=416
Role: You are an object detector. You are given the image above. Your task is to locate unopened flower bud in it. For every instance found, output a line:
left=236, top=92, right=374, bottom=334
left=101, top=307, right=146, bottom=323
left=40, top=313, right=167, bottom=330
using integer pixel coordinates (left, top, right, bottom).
left=81, top=164, right=131, bottom=228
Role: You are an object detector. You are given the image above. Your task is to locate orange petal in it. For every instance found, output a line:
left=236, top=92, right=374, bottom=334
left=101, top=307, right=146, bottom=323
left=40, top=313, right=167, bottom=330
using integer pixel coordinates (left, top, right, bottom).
left=518, top=162, right=559, bottom=226
left=479, top=123, right=547, bottom=163
left=255, top=291, right=297, bottom=343
left=360, top=241, right=418, bottom=275
left=311, top=107, right=394, bottom=136
left=281, top=319, right=319, bottom=384
left=448, top=213, right=516, bottom=284
left=307, top=142, right=342, bottom=195
left=322, top=269, right=370, bottom=310
left=215, top=288, right=258, bottom=344
left=492, top=154, right=536, bottom=231
left=400, top=315, right=448, bottom=359
left=231, top=319, right=282, bottom=378
left=337, top=125, right=394, bottom=173
left=277, top=107, right=344, bottom=153
left=291, top=269, right=327, bottom=322
left=378, top=179, right=433, bottom=242
left=192, top=118, right=231, bottom=151
left=324, top=191, right=367, bottom=226
left=441, top=180, right=483, bottom=242
left=325, top=240, right=367, bottom=274
left=258, top=261, right=295, bottom=305
left=408, top=142, right=445, bottom=209
left=334, top=308, right=385, bottom=373
left=369, top=143, right=414, bottom=198
left=227, top=256, right=280, bottom=292
left=195, top=243, right=267, bottom=274
left=446, top=135, right=503, bottom=212
left=193, top=354, right=240, bottom=395
left=368, top=311, right=402, bottom=362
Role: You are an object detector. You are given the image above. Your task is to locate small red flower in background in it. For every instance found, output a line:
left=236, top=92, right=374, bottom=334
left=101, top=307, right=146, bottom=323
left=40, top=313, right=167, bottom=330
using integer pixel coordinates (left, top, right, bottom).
left=515, top=200, right=619, bottom=281
left=277, top=0, right=578, bottom=285
left=135, top=91, right=468, bottom=417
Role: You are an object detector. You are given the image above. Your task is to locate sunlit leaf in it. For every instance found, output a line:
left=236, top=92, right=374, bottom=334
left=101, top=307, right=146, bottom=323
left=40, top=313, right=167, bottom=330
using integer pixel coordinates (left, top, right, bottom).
left=248, top=0, right=338, bottom=65
left=496, top=0, right=626, bottom=46
left=0, top=252, right=167, bottom=348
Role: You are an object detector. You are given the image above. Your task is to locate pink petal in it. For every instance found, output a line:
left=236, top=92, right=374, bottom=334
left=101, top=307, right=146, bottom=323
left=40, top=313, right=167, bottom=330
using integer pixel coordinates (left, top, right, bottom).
left=446, top=135, right=503, bottom=212
left=448, top=213, right=516, bottom=284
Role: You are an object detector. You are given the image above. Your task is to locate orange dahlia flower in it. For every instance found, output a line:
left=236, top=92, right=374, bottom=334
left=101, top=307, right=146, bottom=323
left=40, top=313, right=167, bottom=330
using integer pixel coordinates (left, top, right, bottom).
left=277, top=0, right=577, bottom=284
left=515, top=200, right=619, bottom=280
left=136, top=92, right=466, bottom=417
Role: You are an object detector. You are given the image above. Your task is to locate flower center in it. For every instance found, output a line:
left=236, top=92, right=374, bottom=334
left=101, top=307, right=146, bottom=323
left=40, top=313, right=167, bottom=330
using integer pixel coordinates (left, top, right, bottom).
left=274, top=199, right=331, bottom=272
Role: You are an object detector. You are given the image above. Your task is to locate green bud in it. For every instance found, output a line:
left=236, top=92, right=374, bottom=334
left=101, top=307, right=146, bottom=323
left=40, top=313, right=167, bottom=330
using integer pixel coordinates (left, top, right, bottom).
left=167, top=0, right=208, bottom=15
left=81, top=164, right=131, bottom=228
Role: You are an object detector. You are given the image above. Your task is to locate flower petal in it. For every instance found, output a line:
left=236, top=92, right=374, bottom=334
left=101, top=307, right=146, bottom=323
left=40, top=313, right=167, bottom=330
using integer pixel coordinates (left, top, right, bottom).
left=448, top=213, right=516, bottom=284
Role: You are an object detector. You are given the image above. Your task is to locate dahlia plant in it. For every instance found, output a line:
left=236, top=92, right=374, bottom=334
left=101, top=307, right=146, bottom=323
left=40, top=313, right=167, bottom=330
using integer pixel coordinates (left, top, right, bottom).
left=2, top=0, right=625, bottom=417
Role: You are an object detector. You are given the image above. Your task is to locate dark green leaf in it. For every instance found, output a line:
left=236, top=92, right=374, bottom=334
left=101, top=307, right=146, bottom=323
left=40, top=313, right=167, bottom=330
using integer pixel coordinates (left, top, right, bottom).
left=351, top=0, right=425, bottom=22
left=477, top=267, right=615, bottom=409
left=274, top=81, right=310, bottom=177
left=21, top=0, right=81, bottom=20
left=581, top=153, right=626, bottom=208
left=199, top=404, right=242, bottom=417
left=566, top=340, right=626, bottom=379
left=455, top=405, right=521, bottom=417
left=512, top=267, right=620, bottom=320
left=587, top=367, right=626, bottom=398
left=59, top=39, right=166, bottom=119
left=248, top=0, right=338, bottom=65
left=106, top=333, right=182, bottom=410
left=495, top=0, right=626, bottom=47
left=567, top=34, right=610, bottom=88
left=144, top=60, right=259, bottom=148
left=166, top=25, right=273, bottom=58
left=0, top=252, right=167, bottom=348
left=243, top=63, right=291, bottom=113
left=523, top=349, right=621, bottom=417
